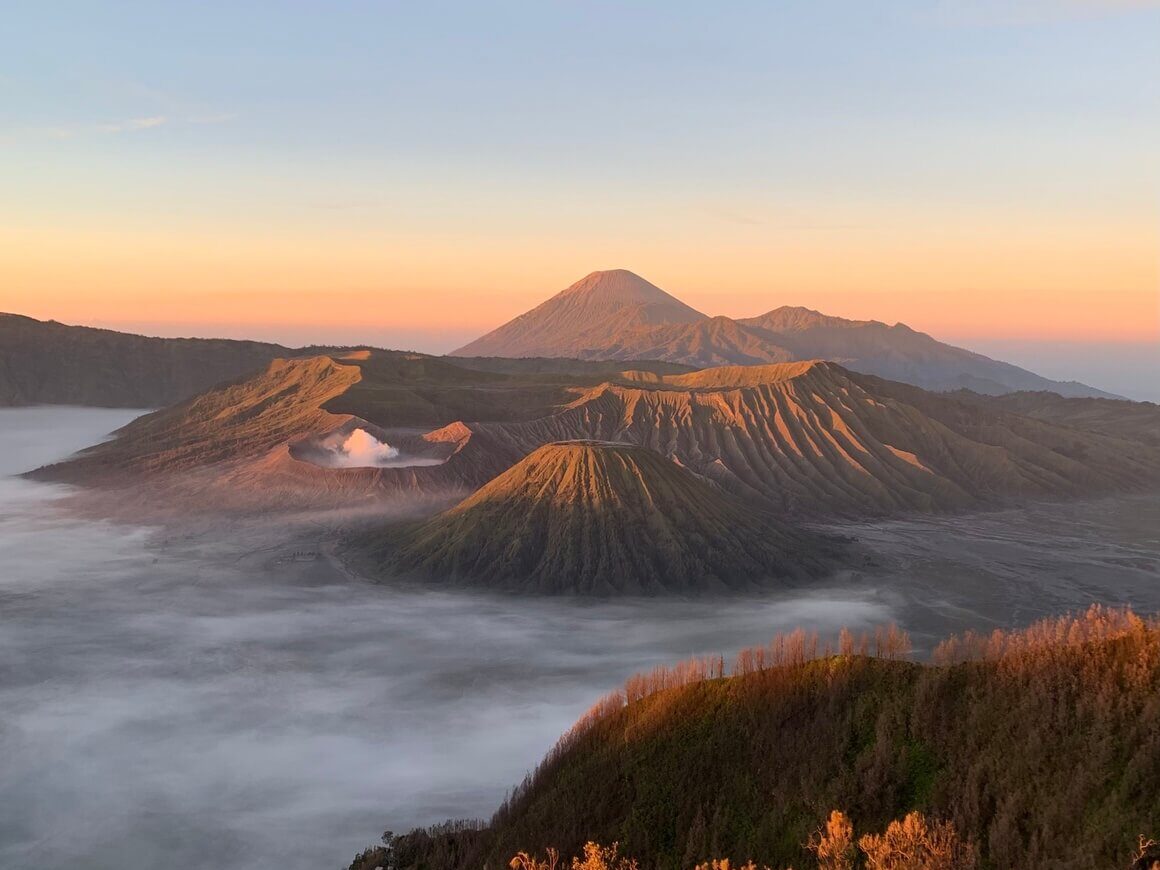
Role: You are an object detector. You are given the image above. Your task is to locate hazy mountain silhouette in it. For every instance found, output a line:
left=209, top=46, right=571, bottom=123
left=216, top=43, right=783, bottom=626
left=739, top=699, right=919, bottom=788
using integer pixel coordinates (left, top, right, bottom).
left=0, top=313, right=292, bottom=408
left=452, top=270, right=1115, bottom=398
left=2, top=274, right=1119, bottom=408
left=453, top=269, right=706, bottom=360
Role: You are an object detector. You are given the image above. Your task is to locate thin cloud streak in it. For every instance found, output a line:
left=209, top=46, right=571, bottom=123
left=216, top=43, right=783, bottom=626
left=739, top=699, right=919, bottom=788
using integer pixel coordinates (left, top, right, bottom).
left=187, top=111, right=239, bottom=125
left=2, top=111, right=237, bottom=142
left=2, top=115, right=166, bottom=141
left=94, top=115, right=167, bottom=134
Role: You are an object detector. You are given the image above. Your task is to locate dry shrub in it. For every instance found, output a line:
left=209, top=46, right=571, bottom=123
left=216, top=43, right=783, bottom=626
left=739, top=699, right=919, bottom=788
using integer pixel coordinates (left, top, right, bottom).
left=806, top=810, right=856, bottom=870
left=1132, top=835, right=1160, bottom=870
left=932, top=604, right=1155, bottom=665
left=508, top=842, right=650, bottom=870
left=857, top=811, right=977, bottom=870
left=625, top=656, right=725, bottom=702
left=570, top=841, right=638, bottom=870
left=511, top=847, right=560, bottom=870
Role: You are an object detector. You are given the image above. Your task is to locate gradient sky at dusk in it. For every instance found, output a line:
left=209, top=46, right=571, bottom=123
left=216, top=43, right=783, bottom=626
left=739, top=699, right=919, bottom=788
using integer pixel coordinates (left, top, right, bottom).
left=1, top=1, right=1157, bottom=395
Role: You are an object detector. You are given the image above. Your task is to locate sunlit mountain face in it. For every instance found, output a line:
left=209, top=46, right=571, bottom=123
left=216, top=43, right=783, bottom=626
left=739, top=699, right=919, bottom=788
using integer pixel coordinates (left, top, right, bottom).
left=452, top=269, right=1117, bottom=398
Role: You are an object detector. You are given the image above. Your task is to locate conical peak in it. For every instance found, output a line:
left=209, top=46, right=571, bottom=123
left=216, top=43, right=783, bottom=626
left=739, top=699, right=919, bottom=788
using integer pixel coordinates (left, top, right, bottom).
left=559, top=269, right=679, bottom=305
left=389, top=439, right=822, bottom=593
left=471, top=440, right=670, bottom=496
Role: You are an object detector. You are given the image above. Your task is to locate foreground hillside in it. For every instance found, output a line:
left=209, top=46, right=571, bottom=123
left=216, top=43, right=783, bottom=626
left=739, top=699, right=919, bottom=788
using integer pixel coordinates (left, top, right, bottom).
left=375, top=441, right=835, bottom=594
left=451, top=270, right=1112, bottom=398
left=0, top=313, right=294, bottom=407
left=352, top=607, right=1160, bottom=870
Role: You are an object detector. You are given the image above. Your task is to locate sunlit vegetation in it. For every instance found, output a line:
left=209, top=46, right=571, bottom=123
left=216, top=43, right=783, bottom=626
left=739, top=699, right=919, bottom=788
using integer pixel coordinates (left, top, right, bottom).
left=566, top=624, right=912, bottom=758
left=510, top=841, right=640, bottom=870
left=506, top=809, right=978, bottom=869
left=807, top=810, right=856, bottom=870
left=351, top=607, right=1160, bottom=870
left=853, top=811, right=976, bottom=869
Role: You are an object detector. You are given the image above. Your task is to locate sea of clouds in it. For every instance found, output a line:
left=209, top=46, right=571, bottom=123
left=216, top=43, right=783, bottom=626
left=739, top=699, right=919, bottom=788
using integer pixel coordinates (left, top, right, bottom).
left=0, top=407, right=894, bottom=870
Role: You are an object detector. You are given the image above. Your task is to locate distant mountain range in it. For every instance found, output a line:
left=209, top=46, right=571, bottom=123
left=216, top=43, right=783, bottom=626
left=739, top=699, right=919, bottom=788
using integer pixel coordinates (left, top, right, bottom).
left=453, top=269, right=1115, bottom=398
left=0, top=313, right=294, bottom=408
left=0, top=274, right=1120, bottom=409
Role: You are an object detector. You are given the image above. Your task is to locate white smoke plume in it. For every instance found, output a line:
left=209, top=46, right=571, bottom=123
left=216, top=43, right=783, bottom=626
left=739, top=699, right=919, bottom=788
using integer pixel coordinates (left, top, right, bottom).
left=307, top=426, right=448, bottom=469
left=331, top=428, right=400, bottom=467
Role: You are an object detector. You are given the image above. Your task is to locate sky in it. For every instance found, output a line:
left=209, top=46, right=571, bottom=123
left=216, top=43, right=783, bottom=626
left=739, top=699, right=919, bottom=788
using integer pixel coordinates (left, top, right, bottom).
left=1, top=1, right=1157, bottom=394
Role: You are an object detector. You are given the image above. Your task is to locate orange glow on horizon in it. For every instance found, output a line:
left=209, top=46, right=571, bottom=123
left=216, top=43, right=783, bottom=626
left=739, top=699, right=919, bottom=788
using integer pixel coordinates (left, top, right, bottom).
left=2, top=212, right=1156, bottom=347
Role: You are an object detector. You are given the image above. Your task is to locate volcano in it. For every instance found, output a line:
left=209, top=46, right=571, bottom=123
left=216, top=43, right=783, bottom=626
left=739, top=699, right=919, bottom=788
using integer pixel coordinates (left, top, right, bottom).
left=381, top=440, right=831, bottom=594
left=452, top=270, right=1115, bottom=398
left=452, top=269, right=707, bottom=360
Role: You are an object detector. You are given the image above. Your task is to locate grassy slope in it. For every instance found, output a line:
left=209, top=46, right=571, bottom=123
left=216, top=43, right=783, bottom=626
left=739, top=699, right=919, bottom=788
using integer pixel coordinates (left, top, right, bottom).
left=363, top=614, right=1160, bottom=870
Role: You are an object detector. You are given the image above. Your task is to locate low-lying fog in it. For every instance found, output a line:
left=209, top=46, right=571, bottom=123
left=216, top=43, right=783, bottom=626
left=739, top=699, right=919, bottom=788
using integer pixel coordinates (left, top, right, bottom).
left=2, top=407, right=1158, bottom=870
left=0, top=409, right=891, bottom=870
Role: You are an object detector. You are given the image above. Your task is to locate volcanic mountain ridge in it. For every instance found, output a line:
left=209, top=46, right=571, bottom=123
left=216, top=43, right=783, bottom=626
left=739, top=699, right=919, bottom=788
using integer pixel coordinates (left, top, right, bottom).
left=472, top=361, right=1160, bottom=515
left=31, top=351, right=1160, bottom=518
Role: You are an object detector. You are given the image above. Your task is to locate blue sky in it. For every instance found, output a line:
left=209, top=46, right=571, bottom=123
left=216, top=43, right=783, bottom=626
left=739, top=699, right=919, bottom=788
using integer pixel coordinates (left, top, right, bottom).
left=1, top=1, right=1157, bottom=396
left=6, top=2, right=1156, bottom=203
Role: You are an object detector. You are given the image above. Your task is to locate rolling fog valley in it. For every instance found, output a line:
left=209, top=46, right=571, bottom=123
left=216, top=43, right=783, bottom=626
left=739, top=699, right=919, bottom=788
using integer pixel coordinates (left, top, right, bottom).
left=2, top=408, right=1159, bottom=870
